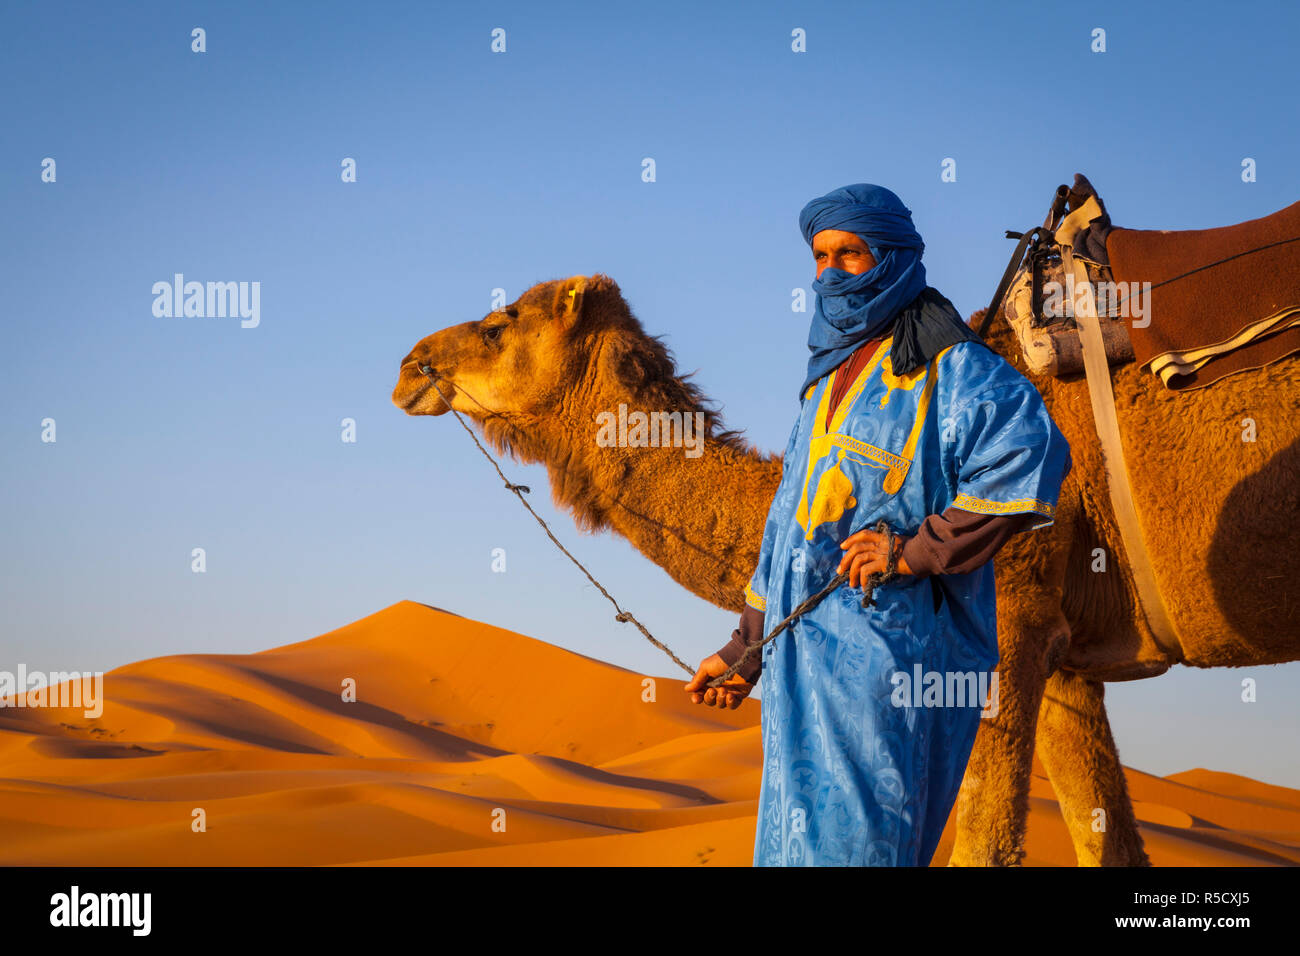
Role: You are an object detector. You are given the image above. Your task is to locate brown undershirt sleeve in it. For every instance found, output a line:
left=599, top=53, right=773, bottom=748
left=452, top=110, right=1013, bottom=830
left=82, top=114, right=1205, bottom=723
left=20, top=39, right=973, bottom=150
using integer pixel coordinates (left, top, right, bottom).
left=713, top=603, right=767, bottom=684
left=900, top=507, right=1038, bottom=577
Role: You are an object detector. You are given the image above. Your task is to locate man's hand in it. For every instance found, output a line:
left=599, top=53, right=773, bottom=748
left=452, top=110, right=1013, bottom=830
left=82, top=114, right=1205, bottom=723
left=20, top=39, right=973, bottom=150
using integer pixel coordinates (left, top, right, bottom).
left=684, top=654, right=754, bottom=709
left=837, top=529, right=912, bottom=587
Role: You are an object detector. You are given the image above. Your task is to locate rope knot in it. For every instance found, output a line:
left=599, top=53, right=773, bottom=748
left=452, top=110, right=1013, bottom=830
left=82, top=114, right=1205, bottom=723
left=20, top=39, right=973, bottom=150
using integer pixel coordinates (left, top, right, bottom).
left=860, top=519, right=902, bottom=609
left=614, top=612, right=632, bottom=623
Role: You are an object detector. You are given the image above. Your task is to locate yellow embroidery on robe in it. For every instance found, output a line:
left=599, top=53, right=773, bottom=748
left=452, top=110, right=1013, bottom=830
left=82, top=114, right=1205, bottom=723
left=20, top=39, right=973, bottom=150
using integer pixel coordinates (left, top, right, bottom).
left=952, top=493, right=1056, bottom=517
left=877, top=352, right=929, bottom=408
left=883, top=356, right=941, bottom=493
left=795, top=342, right=891, bottom=539
left=796, top=438, right=894, bottom=541
left=801, top=449, right=859, bottom=541
left=794, top=342, right=950, bottom=537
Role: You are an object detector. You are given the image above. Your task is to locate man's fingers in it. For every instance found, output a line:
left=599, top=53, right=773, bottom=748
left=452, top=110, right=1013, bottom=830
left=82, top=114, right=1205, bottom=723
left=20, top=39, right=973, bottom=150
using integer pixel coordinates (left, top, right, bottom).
left=837, top=543, right=865, bottom=574
left=839, top=530, right=866, bottom=550
left=850, top=551, right=883, bottom=588
left=838, top=533, right=888, bottom=573
left=684, top=663, right=712, bottom=695
left=839, top=530, right=881, bottom=550
left=686, top=665, right=709, bottom=704
left=837, top=528, right=878, bottom=548
left=685, top=654, right=750, bottom=708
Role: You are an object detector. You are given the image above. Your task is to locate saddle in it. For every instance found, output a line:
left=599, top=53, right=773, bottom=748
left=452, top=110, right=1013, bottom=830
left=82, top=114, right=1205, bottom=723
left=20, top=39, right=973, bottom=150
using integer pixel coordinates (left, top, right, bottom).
left=1108, top=199, right=1300, bottom=390
left=978, top=178, right=1300, bottom=663
left=983, top=175, right=1300, bottom=391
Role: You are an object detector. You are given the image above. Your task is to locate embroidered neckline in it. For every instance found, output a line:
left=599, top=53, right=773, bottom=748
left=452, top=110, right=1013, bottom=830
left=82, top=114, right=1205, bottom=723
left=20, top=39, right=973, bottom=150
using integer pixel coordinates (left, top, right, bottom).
left=794, top=345, right=951, bottom=540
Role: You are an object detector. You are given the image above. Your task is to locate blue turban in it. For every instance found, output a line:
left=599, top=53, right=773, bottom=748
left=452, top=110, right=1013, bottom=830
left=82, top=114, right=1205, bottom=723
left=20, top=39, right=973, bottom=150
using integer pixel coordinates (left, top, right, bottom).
left=798, top=184, right=931, bottom=397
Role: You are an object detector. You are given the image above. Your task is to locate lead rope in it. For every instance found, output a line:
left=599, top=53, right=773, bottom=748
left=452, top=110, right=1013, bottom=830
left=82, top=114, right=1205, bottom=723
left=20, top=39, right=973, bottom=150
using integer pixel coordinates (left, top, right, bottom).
left=709, top=520, right=900, bottom=686
left=416, top=365, right=899, bottom=689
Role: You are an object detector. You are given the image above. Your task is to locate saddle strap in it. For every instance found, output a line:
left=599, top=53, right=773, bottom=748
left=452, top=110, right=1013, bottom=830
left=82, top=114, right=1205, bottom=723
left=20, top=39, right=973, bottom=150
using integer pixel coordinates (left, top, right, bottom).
left=1055, top=198, right=1182, bottom=659
left=977, top=228, right=1040, bottom=339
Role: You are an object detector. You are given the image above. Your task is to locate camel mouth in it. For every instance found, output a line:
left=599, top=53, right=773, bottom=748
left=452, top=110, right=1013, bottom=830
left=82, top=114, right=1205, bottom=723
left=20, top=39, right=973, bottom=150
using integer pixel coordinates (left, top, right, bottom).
left=392, top=365, right=453, bottom=416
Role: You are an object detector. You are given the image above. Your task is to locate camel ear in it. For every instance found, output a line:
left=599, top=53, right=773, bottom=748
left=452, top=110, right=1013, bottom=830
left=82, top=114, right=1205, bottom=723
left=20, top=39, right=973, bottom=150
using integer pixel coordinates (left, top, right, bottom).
left=554, top=275, right=588, bottom=327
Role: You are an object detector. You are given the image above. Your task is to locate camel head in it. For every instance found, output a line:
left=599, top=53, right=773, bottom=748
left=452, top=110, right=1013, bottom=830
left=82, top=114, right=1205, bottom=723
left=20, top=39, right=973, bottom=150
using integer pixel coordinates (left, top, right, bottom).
left=393, top=274, right=593, bottom=413
left=392, top=273, right=752, bottom=469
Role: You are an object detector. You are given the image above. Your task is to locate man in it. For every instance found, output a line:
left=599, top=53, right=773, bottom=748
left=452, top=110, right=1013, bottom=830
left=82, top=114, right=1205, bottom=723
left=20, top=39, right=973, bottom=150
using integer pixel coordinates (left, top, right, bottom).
left=684, top=183, right=1072, bottom=866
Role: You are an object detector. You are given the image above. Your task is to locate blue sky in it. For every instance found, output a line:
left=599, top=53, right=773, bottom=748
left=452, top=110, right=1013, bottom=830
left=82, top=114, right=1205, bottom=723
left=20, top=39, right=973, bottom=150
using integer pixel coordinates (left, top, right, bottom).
left=2, top=0, right=1298, bottom=787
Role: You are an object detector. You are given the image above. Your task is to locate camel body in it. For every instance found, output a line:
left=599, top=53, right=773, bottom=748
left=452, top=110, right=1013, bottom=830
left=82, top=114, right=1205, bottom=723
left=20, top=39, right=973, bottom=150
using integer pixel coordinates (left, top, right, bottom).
left=393, top=272, right=1300, bottom=865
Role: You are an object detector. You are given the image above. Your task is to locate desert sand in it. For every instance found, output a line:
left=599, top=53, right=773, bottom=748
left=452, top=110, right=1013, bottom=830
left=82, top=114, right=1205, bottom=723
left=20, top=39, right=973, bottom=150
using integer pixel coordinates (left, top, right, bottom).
left=1, top=601, right=1296, bottom=866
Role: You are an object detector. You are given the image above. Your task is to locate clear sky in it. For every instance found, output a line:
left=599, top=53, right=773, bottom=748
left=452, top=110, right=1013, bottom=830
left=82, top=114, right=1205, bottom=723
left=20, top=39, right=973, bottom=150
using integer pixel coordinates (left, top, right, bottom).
left=3, top=0, right=1298, bottom=787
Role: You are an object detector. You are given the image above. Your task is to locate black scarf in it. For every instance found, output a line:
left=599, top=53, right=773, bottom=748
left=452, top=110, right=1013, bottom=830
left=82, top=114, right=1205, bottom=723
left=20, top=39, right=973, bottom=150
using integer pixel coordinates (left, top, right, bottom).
left=886, top=286, right=987, bottom=376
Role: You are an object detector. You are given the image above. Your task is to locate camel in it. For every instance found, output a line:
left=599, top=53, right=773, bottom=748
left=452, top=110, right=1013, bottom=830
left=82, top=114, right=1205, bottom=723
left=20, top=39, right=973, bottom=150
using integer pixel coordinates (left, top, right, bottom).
left=392, top=272, right=1300, bottom=866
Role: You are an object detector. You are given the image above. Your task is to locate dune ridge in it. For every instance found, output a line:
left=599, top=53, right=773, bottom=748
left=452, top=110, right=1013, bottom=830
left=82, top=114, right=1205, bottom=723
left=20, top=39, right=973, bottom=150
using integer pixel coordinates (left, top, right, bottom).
left=1, top=601, right=1295, bottom=866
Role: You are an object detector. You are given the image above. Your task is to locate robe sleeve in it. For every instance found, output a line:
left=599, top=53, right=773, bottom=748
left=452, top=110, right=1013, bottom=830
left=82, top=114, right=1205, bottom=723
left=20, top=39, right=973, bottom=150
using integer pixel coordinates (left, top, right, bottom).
left=939, top=348, right=1073, bottom=531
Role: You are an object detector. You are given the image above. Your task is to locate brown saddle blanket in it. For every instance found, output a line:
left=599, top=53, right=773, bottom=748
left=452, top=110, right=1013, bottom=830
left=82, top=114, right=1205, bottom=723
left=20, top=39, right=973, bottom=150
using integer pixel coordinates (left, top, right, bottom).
left=1106, top=198, right=1300, bottom=390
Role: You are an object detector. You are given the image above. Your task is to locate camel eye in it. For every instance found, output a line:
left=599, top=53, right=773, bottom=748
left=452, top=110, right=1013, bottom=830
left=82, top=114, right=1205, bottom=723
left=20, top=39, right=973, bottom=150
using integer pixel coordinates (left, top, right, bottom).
left=481, top=324, right=505, bottom=343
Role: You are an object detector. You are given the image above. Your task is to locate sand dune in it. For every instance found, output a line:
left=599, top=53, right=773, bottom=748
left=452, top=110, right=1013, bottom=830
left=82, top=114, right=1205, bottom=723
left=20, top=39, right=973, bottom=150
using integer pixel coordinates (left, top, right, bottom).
left=1, top=601, right=1295, bottom=866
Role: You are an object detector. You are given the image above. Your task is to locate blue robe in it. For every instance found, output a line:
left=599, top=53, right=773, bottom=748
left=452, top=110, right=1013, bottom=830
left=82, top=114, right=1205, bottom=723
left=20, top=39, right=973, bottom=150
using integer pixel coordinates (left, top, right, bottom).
left=747, top=335, right=1071, bottom=866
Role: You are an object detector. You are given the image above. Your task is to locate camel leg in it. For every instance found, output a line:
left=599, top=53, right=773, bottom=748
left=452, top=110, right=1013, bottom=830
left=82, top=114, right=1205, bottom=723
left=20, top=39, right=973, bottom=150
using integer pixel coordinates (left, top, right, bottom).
left=948, top=614, right=1057, bottom=866
left=1035, top=670, right=1150, bottom=866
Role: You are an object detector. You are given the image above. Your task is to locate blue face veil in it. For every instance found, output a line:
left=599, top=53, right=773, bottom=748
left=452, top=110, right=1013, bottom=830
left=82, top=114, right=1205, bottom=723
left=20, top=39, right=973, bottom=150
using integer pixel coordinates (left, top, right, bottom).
left=798, top=184, right=946, bottom=398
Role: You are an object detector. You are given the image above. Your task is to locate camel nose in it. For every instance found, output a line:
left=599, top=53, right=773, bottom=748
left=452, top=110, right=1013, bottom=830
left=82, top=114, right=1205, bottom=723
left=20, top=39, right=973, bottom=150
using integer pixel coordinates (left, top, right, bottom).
left=401, top=354, right=440, bottom=380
